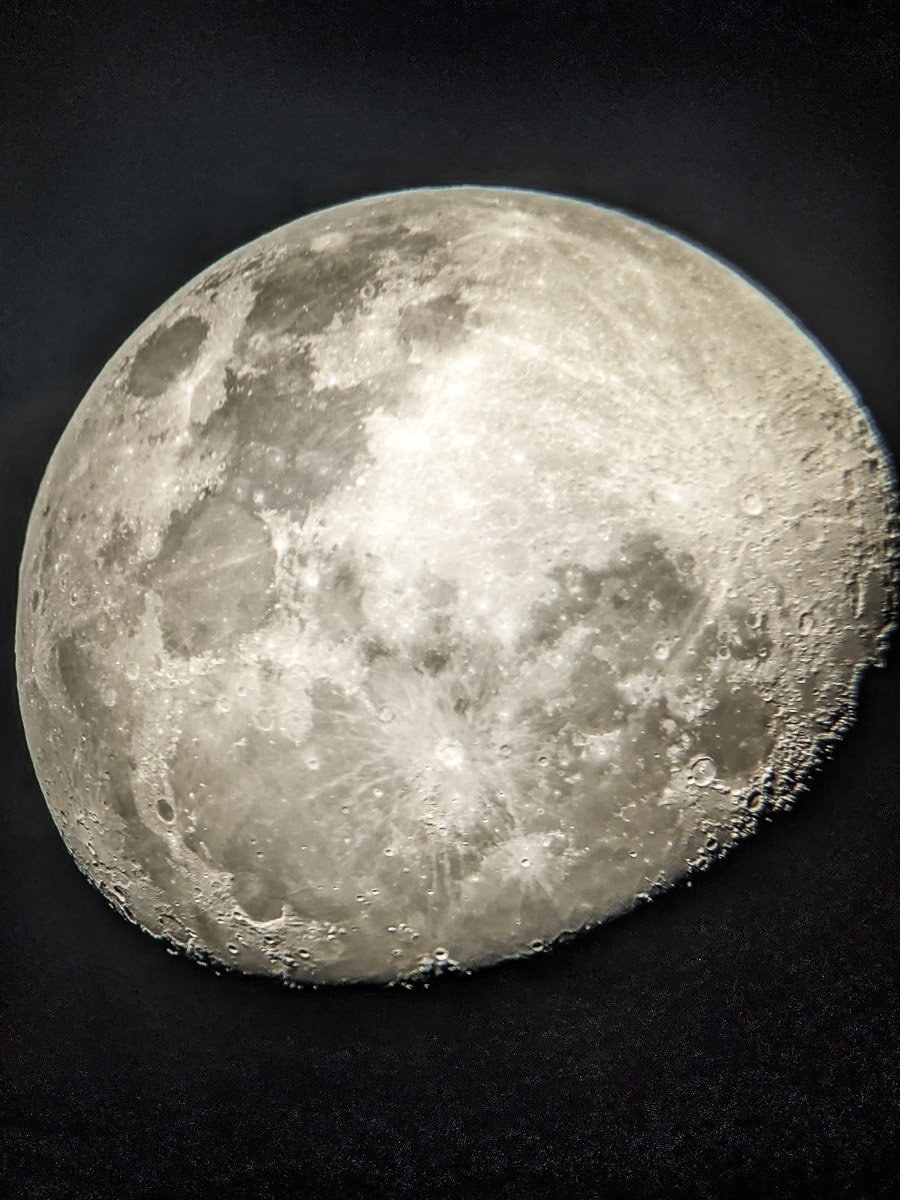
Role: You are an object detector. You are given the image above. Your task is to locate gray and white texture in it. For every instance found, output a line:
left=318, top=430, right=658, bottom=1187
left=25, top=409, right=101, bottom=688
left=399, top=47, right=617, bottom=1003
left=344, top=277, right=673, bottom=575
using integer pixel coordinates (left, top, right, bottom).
left=16, top=187, right=898, bottom=984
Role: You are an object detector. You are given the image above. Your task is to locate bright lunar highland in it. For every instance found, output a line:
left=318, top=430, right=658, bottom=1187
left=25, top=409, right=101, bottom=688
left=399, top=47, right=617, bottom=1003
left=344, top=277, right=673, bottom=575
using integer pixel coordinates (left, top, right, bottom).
left=16, top=187, right=897, bottom=984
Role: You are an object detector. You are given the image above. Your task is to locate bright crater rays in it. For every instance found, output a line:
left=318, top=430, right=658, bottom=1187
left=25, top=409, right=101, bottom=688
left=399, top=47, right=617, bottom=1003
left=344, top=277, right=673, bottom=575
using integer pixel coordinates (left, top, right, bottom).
left=15, top=186, right=897, bottom=985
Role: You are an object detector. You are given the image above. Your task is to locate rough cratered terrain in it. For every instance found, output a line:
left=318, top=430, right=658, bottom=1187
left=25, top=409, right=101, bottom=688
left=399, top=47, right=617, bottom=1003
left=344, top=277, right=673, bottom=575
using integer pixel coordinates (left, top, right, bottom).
left=16, top=187, right=897, bottom=984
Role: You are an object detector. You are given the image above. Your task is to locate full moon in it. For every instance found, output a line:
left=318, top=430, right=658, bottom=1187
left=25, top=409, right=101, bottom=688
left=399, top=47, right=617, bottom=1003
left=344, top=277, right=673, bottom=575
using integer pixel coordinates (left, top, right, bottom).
left=16, top=187, right=897, bottom=985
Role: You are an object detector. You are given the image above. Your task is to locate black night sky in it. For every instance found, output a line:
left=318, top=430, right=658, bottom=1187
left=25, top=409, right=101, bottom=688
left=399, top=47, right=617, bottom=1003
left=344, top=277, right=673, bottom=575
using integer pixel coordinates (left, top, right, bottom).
left=1, top=4, right=898, bottom=1198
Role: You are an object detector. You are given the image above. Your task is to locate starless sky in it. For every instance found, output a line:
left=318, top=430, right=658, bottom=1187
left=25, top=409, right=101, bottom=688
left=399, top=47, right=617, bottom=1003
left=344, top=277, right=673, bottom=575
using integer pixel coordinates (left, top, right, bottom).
left=1, top=4, right=898, bottom=1198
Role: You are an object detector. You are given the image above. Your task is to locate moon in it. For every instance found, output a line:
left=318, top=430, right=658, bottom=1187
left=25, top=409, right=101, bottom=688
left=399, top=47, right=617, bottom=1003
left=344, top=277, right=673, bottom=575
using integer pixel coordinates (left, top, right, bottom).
left=15, top=187, right=897, bottom=985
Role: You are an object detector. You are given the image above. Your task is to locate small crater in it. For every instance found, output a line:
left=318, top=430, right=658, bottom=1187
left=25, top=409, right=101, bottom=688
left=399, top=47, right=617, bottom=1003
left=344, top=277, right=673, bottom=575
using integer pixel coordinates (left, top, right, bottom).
left=692, top=757, right=717, bottom=787
left=743, top=790, right=766, bottom=814
left=416, top=645, right=453, bottom=676
left=436, top=739, right=465, bottom=769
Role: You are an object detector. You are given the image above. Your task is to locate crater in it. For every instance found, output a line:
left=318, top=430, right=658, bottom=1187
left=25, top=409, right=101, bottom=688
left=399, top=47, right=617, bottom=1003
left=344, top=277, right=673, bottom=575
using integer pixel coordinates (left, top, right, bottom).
left=524, top=534, right=701, bottom=670
left=398, top=292, right=474, bottom=356
left=690, top=683, right=775, bottom=779
left=313, top=556, right=367, bottom=641
left=126, top=315, right=209, bottom=398
left=242, top=226, right=445, bottom=343
left=209, top=368, right=380, bottom=523
left=232, top=873, right=287, bottom=923
left=149, top=495, right=277, bottom=657
left=693, top=599, right=773, bottom=664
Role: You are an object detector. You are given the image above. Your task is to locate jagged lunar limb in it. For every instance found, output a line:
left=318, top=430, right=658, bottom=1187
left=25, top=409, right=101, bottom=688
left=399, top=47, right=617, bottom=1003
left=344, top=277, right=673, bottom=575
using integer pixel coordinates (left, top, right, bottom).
left=16, top=187, right=897, bottom=984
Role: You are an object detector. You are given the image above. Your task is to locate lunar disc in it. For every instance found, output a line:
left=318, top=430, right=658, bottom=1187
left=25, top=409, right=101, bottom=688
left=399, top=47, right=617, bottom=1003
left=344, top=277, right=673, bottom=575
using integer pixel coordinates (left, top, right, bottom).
left=16, top=186, right=897, bottom=984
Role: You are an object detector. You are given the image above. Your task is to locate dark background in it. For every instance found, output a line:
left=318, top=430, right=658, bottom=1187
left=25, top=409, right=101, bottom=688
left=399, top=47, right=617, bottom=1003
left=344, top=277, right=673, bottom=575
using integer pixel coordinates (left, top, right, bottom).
left=1, top=3, right=897, bottom=1197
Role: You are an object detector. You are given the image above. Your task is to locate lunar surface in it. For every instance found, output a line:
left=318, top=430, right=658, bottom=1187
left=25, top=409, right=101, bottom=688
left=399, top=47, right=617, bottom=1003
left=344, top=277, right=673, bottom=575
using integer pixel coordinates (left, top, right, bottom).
left=16, top=187, right=897, bottom=985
